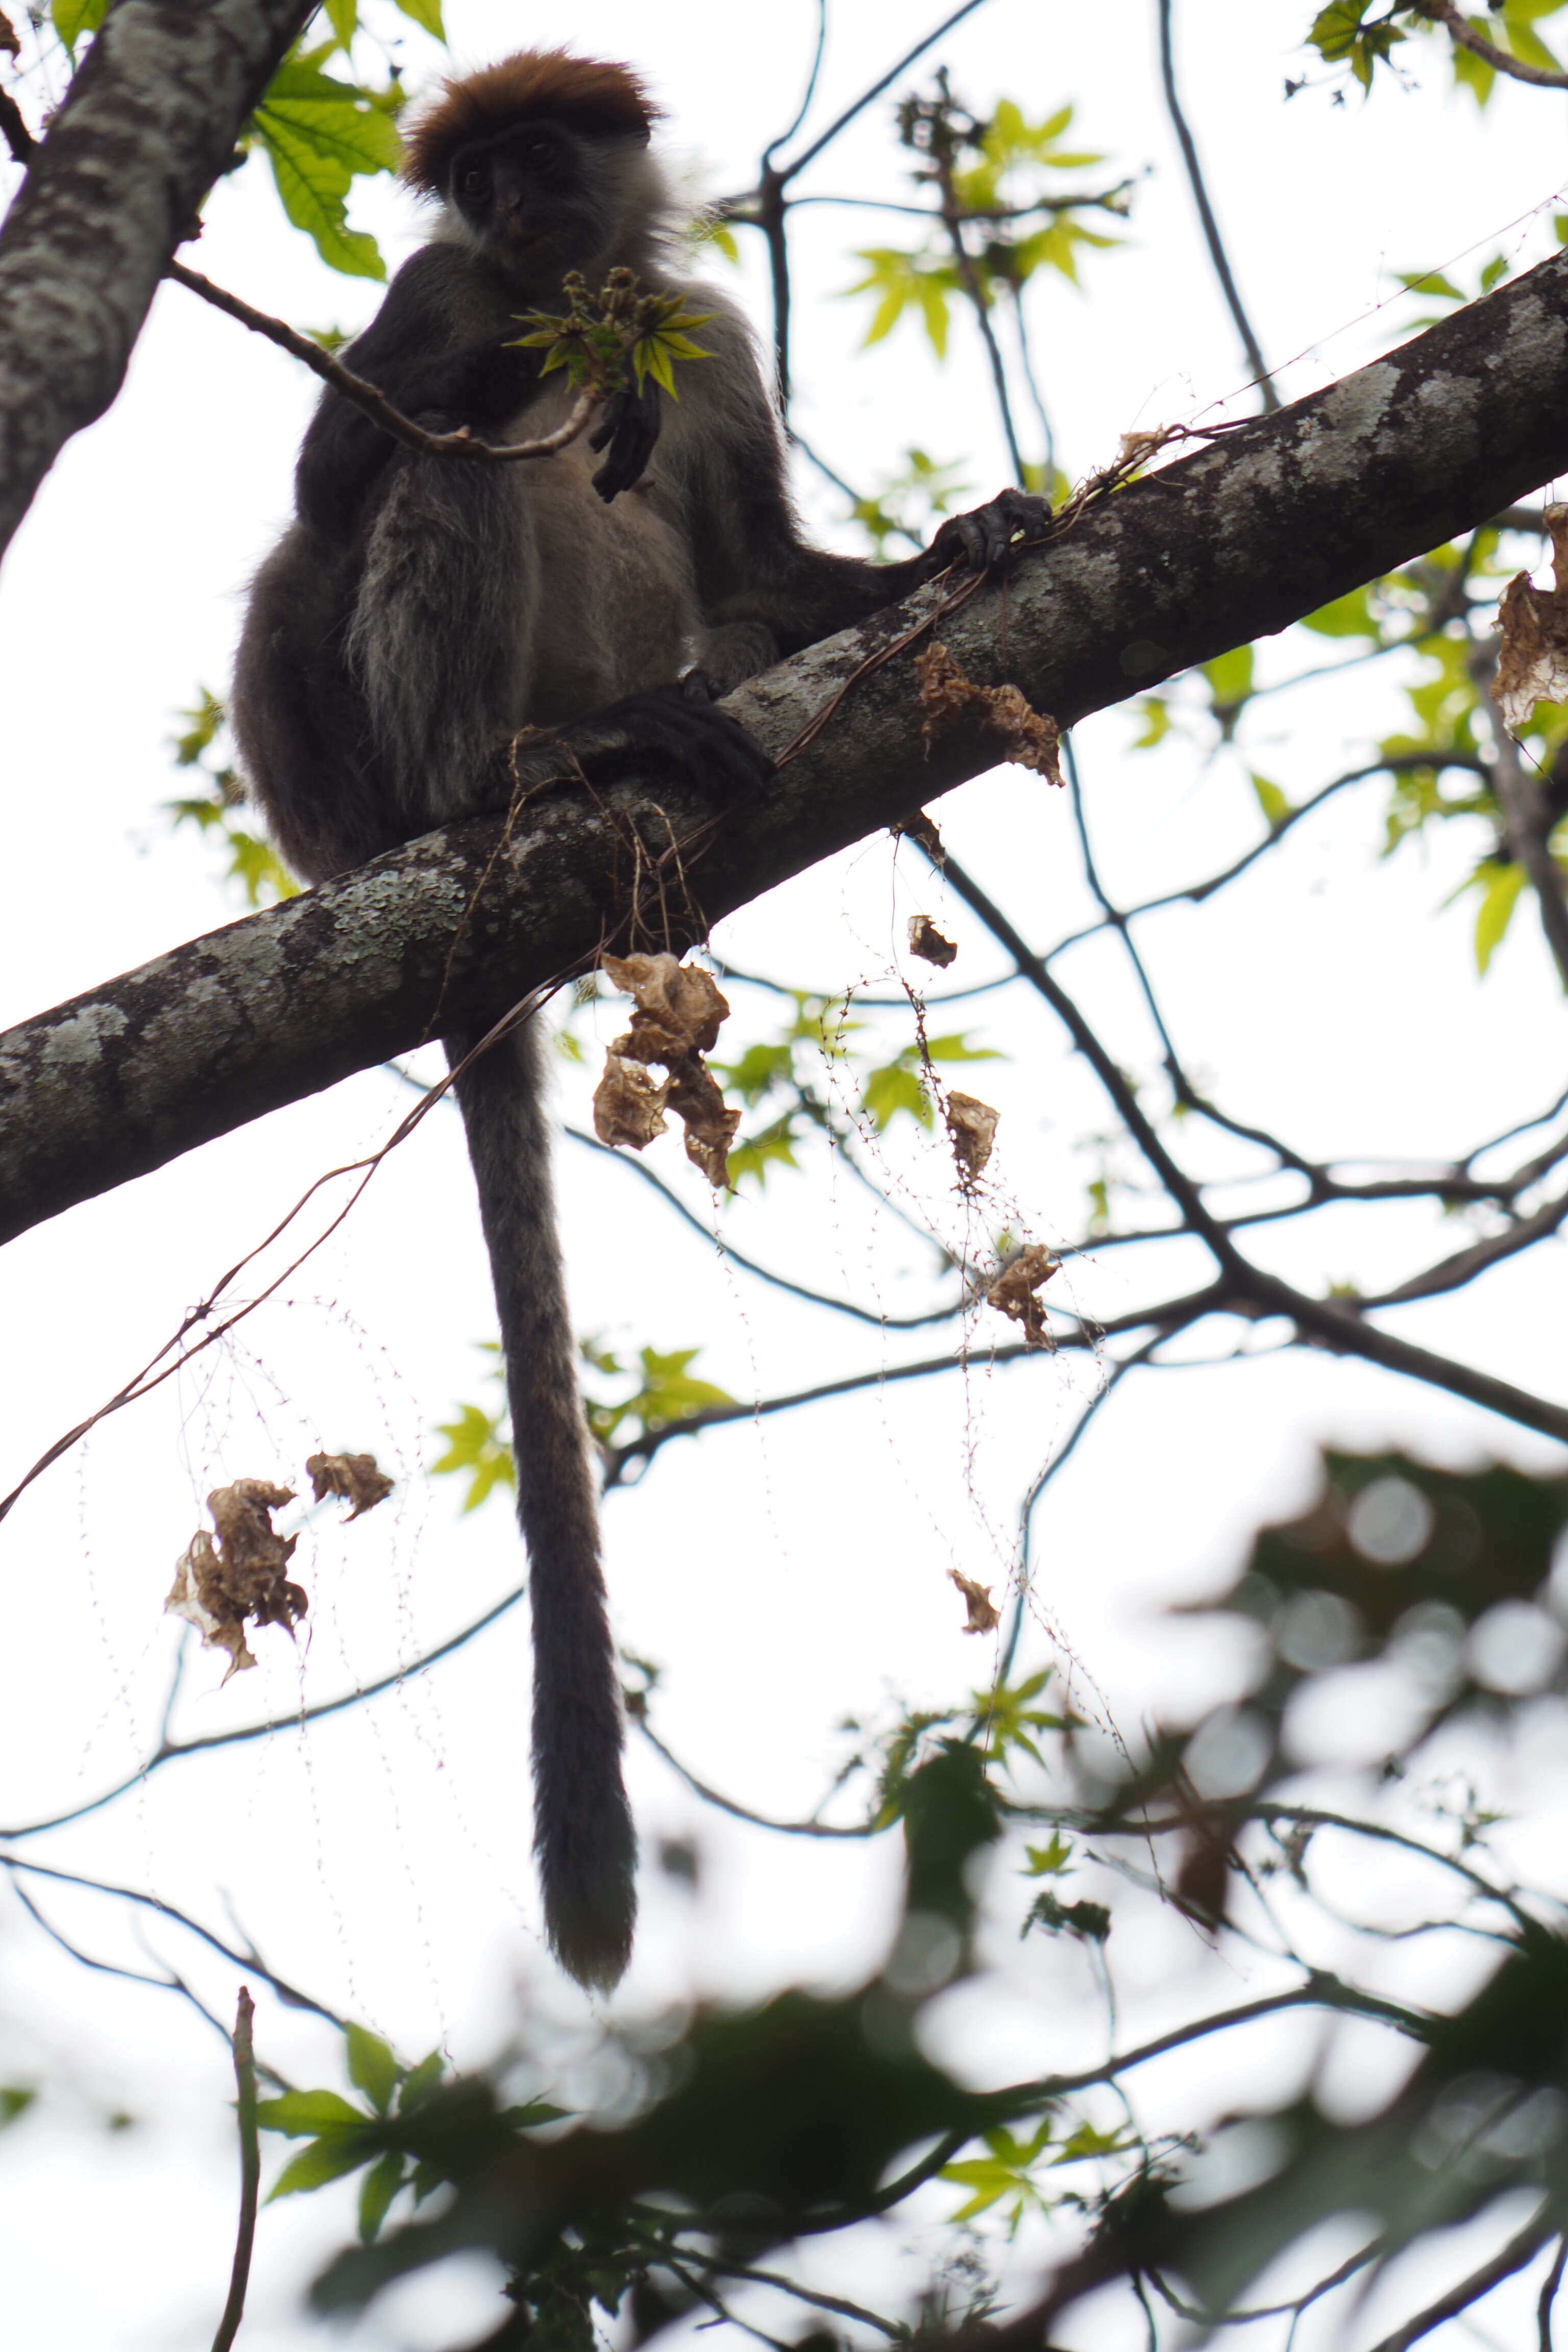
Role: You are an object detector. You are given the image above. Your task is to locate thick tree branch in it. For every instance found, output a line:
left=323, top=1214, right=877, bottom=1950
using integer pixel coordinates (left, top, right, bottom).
left=10, top=245, right=1568, bottom=1237
left=0, top=0, right=319, bottom=557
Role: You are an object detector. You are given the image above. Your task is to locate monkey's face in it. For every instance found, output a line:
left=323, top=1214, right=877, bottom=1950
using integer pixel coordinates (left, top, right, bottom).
left=447, top=119, right=630, bottom=282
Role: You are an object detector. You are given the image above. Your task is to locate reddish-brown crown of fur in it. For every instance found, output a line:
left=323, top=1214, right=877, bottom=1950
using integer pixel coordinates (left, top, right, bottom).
left=400, top=50, right=658, bottom=193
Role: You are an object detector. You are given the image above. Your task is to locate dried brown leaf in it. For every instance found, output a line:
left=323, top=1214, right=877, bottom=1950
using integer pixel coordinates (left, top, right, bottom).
left=914, top=641, right=1063, bottom=783
left=1494, top=506, right=1568, bottom=733
left=909, top=914, right=959, bottom=968
left=949, top=1568, right=1001, bottom=1635
left=945, top=1090, right=999, bottom=1184
left=593, top=1046, right=671, bottom=1148
left=892, top=807, right=946, bottom=862
left=601, top=951, right=730, bottom=1058
left=165, top=1479, right=306, bottom=1684
left=596, top=953, right=739, bottom=1186
left=306, top=1450, right=394, bottom=1521
left=985, top=1243, right=1061, bottom=1349
left=666, top=1056, right=742, bottom=1189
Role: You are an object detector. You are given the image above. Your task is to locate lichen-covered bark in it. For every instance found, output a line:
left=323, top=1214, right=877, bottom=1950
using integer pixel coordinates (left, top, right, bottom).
left=5, top=242, right=1568, bottom=1243
left=0, top=0, right=317, bottom=556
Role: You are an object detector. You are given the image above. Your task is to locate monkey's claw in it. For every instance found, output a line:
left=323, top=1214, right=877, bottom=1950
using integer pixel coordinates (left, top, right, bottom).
left=926, top=486, right=1051, bottom=575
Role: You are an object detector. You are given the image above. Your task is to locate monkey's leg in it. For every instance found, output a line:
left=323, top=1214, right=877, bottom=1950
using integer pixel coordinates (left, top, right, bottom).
left=447, top=1016, right=637, bottom=1991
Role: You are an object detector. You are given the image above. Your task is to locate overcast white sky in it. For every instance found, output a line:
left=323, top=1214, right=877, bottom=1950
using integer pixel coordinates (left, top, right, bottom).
left=4, top=4, right=1568, bottom=2346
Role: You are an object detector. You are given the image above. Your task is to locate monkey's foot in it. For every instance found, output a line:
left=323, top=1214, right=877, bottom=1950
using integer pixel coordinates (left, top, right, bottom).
left=926, top=486, right=1052, bottom=574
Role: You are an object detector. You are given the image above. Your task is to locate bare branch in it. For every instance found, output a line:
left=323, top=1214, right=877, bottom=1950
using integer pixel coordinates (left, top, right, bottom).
left=210, top=1989, right=260, bottom=2352
left=11, top=247, right=1568, bottom=1237
left=170, top=261, right=605, bottom=467
left=1426, top=2, right=1568, bottom=90
left=1365, top=2208, right=1554, bottom=2351
left=1156, top=0, right=1280, bottom=411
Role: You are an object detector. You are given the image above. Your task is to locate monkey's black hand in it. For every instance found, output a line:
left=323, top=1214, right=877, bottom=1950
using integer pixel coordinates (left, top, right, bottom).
left=923, top=487, right=1052, bottom=577
left=591, top=676, right=774, bottom=803
left=590, top=381, right=662, bottom=502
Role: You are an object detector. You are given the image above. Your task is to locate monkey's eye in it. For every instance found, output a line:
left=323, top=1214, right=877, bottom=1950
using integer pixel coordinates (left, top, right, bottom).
left=460, top=164, right=488, bottom=197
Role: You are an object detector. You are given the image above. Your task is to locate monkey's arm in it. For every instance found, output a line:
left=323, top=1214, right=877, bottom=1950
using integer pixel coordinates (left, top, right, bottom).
left=293, top=249, right=545, bottom=540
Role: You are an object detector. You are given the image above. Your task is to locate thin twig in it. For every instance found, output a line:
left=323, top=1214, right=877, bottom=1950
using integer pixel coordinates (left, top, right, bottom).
left=1428, top=2, right=1568, bottom=90
left=1365, top=2209, right=1554, bottom=2351
left=776, top=0, right=993, bottom=183
left=210, top=1988, right=260, bottom=2352
left=169, top=261, right=603, bottom=465
left=1539, top=2234, right=1567, bottom=2351
left=1156, top=0, right=1280, bottom=411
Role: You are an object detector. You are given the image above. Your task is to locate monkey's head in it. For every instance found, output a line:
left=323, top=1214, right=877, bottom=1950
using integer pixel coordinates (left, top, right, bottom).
left=403, top=51, right=665, bottom=285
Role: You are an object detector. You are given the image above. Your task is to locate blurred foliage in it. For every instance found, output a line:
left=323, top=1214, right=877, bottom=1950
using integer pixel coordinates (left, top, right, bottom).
left=845, top=83, right=1125, bottom=360
left=164, top=691, right=297, bottom=908
left=1303, top=1, right=1568, bottom=99
left=268, top=1448, right=1568, bottom=2342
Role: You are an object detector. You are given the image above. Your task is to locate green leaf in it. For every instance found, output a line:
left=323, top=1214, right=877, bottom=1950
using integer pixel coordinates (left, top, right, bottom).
left=1130, top=695, right=1171, bottom=749
left=726, top=1113, right=803, bottom=1191
left=923, top=1033, right=1002, bottom=1064
left=267, top=2133, right=380, bottom=2200
left=397, top=2050, right=445, bottom=2113
left=256, top=2089, right=366, bottom=2139
left=357, top=2150, right=406, bottom=2242
left=862, top=1061, right=932, bottom=1131
left=52, top=0, right=109, bottom=57
left=431, top=1401, right=516, bottom=1512
left=1024, top=1833, right=1074, bottom=1878
left=323, top=0, right=357, bottom=46
left=251, top=56, right=402, bottom=281
left=1202, top=644, right=1255, bottom=709
left=345, top=2026, right=400, bottom=2118
left=1250, top=772, right=1292, bottom=829
left=1300, top=583, right=1379, bottom=639
left=390, top=0, right=445, bottom=32
left=0, top=2087, right=35, bottom=2127
left=1471, top=857, right=1528, bottom=974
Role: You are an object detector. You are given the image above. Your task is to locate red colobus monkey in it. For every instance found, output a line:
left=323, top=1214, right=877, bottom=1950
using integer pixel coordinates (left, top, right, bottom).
left=232, top=48, right=1042, bottom=1989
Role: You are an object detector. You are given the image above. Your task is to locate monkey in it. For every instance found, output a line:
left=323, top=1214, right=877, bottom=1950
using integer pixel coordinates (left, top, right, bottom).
left=231, top=48, right=1047, bottom=1992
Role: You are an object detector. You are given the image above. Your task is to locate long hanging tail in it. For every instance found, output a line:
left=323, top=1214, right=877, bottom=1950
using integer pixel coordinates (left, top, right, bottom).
left=446, top=1016, right=637, bottom=1990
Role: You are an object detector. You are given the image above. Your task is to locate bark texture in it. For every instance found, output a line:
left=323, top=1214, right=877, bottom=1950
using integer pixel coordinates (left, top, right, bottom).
left=5, top=242, right=1568, bottom=1241
left=0, top=0, right=317, bottom=555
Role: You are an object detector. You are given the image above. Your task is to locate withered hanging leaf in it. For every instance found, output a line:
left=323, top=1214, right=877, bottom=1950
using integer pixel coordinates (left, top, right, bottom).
left=595, top=952, right=739, bottom=1186
left=985, top=1243, right=1061, bottom=1349
left=909, top=914, right=959, bottom=968
left=306, top=1451, right=393, bottom=1521
left=600, top=951, right=729, bottom=1059
left=666, top=1055, right=742, bottom=1188
left=593, top=1049, right=671, bottom=1149
left=945, top=1090, right=999, bottom=1184
left=1494, top=504, right=1568, bottom=733
left=165, top=1479, right=307, bottom=1683
left=892, top=807, right=946, bottom=862
left=914, top=641, right=1064, bottom=784
left=949, top=1568, right=1002, bottom=1634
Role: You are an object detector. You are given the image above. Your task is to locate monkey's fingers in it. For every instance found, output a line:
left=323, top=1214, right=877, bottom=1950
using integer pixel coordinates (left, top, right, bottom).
left=926, top=486, right=1052, bottom=575
left=595, top=685, right=775, bottom=803
left=591, top=382, right=662, bottom=503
